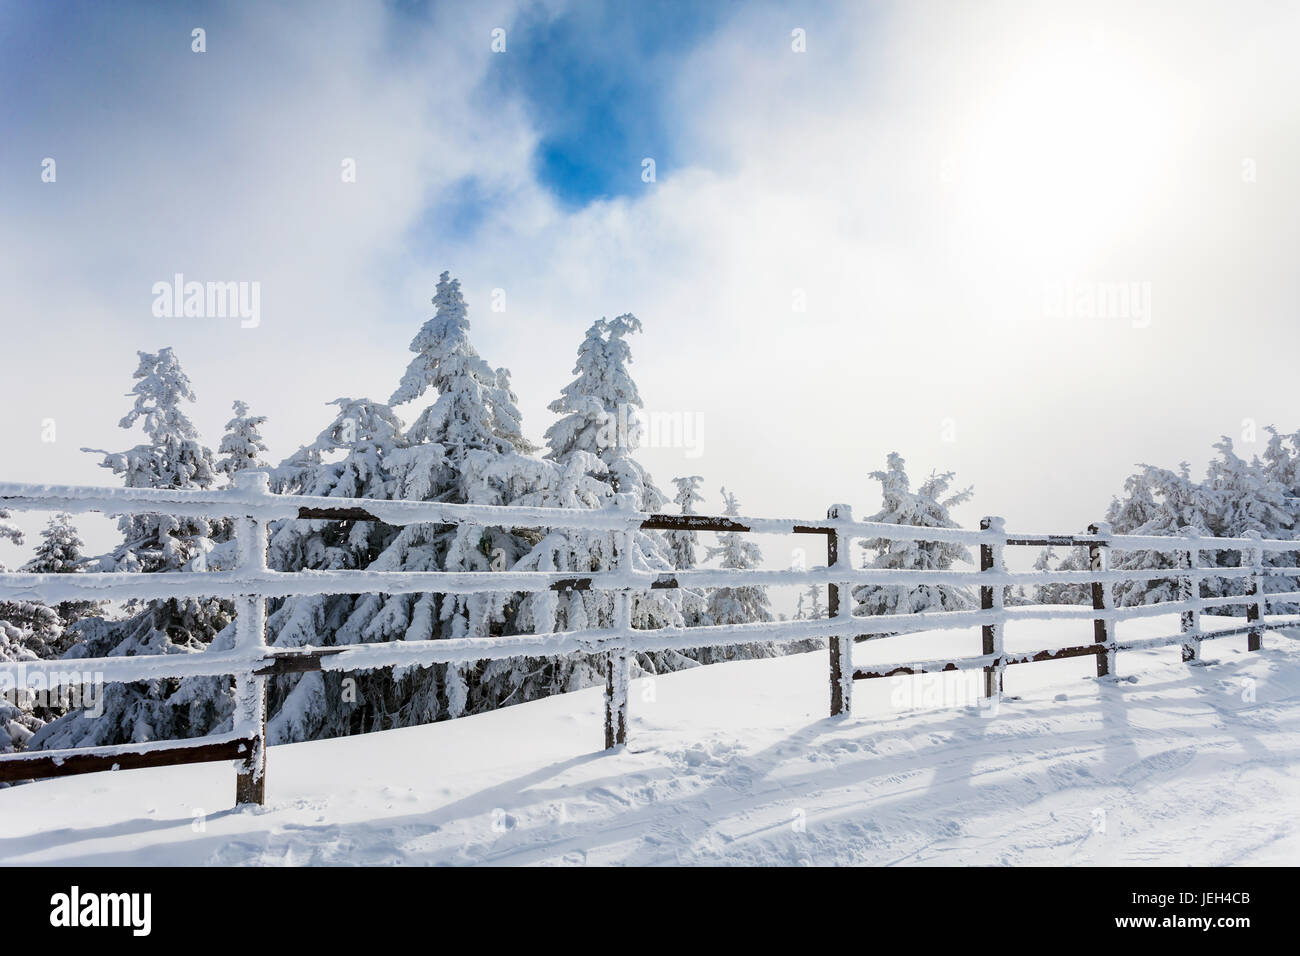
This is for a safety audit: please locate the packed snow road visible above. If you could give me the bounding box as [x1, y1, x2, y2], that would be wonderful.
[2, 613, 1298, 866]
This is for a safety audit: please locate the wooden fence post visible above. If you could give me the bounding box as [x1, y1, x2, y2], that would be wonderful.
[233, 470, 270, 807]
[604, 502, 635, 749]
[980, 517, 1006, 699]
[1087, 522, 1114, 678]
[827, 504, 853, 717]
[1179, 527, 1203, 663]
[1244, 530, 1264, 652]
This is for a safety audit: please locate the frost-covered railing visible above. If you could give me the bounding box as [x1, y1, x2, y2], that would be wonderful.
[2, 477, 1299, 806]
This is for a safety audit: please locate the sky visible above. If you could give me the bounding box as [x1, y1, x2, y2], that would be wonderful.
[1, 0, 1299, 570]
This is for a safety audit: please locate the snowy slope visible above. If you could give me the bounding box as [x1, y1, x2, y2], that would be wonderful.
[2, 613, 1299, 866]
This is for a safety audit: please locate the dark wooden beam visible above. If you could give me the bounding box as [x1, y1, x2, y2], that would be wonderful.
[0, 736, 257, 784]
[254, 647, 347, 676]
[297, 506, 384, 522]
[1005, 536, 1093, 547]
[639, 514, 752, 533]
[852, 643, 1104, 680]
[548, 576, 680, 592]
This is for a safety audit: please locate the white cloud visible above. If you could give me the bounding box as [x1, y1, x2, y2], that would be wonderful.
[3, 0, 1299, 567]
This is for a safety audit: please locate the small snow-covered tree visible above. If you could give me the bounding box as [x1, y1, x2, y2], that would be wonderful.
[0, 516, 60, 658]
[21, 513, 102, 629]
[805, 584, 825, 619]
[853, 453, 975, 618]
[667, 475, 704, 570]
[31, 349, 229, 753]
[83, 347, 222, 579]
[216, 400, 269, 480]
[0, 511, 69, 744]
[700, 487, 774, 662]
[667, 475, 709, 627]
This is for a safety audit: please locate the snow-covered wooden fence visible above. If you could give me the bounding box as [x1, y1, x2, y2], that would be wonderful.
[2, 474, 1298, 806]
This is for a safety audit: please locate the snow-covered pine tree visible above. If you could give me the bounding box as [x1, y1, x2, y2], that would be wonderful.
[0, 515, 50, 754]
[1030, 546, 1065, 604]
[260, 273, 544, 741]
[707, 487, 778, 643]
[515, 314, 692, 684]
[376, 271, 541, 719]
[261, 397, 409, 742]
[1102, 464, 1207, 606]
[216, 400, 269, 481]
[1262, 425, 1300, 504]
[667, 475, 704, 571]
[806, 584, 825, 619]
[20, 513, 102, 630]
[0, 511, 21, 552]
[667, 475, 710, 627]
[84, 347, 223, 578]
[1199, 436, 1293, 612]
[31, 348, 229, 751]
[698, 487, 774, 662]
[1261, 426, 1300, 611]
[0, 615, 42, 756]
[853, 453, 975, 619]
[0, 516, 63, 659]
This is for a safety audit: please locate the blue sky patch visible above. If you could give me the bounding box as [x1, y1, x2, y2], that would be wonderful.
[485, 0, 729, 207]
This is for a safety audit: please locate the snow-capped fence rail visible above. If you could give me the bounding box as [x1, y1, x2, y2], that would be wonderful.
[2, 474, 1299, 806]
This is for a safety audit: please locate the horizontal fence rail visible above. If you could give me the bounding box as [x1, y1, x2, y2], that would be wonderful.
[2, 476, 1299, 805]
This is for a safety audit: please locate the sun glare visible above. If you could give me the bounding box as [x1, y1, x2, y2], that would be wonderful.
[956, 38, 1176, 277]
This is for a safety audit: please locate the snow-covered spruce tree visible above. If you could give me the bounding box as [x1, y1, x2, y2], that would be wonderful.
[1029, 546, 1070, 605]
[0, 513, 64, 660]
[853, 453, 975, 620]
[216, 400, 269, 481]
[667, 475, 704, 571]
[667, 475, 710, 627]
[1103, 464, 1208, 606]
[1198, 436, 1293, 612]
[1032, 465, 1202, 608]
[805, 584, 825, 619]
[261, 273, 542, 741]
[1261, 426, 1300, 611]
[20, 513, 102, 631]
[0, 616, 42, 756]
[374, 271, 541, 721]
[515, 314, 694, 685]
[697, 487, 774, 662]
[0, 511, 21, 554]
[1102, 443, 1286, 612]
[260, 397, 408, 742]
[0, 515, 50, 754]
[31, 348, 230, 751]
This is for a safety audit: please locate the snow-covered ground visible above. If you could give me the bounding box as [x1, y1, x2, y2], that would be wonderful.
[3, 612, 1298, 866]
